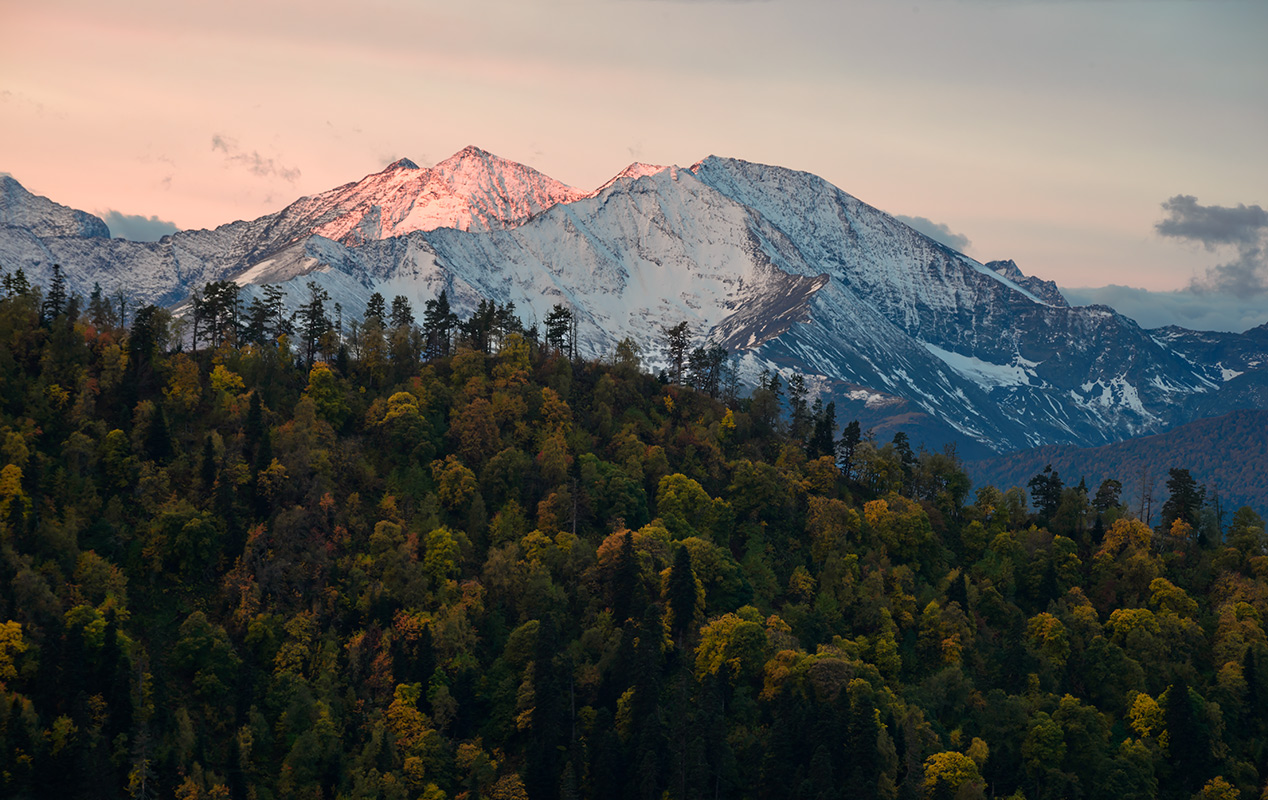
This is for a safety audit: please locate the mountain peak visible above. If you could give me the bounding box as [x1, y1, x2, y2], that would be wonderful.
[0, 174, 110, 239]
[986, 259, 1068, 307]
[440, 145, 498, 166]
[589, 162, 670, 195]
[385, 157, 420, 171]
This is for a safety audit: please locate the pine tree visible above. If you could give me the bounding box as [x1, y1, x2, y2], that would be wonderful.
[661, 321, 691, 384]
[667, 545, 697, 643]
[1160, 467, 1205, 535]
[612, 529, 641, 625]
[296, 281, 331, 367]
[527, 615, 567, 800]
[41, 263, 67, 322]
[809, 401, 838, 459]
[200, 435, 217, 489]
[787, 375, 810, 442]
[144, 403, 172, 463]
[1028, 464, 1064, 522]
[87, 282, 114, 328]
[244, 390, 264, 458]
[838, 419, 862, 479]
[389, 295, 414, 330]
[546, 304, 575, 358]
[423, 290, 458, 358]
[364, 292, 386, 326]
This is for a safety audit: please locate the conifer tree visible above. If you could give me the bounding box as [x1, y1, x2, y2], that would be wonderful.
[1028, 464, 1064, 522]
[200, 435, 217, 489]
[144, 403, 172, 463]
[364, 292, 386, 326]
[809, 401, 838, 459]
[296, 281, 331, 367]
[41, 263, 67, 322]
[667, 545, 697, 642]
[1160, 467, 1205, 535]
[661, 321, 690, 384]
[612, 529, 641, 625]
[389, 295, 414, 329]
[423, 290, 458, 358]
[838, 419, 862, 479]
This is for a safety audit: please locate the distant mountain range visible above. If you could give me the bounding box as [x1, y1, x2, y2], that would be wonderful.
[3, 147, 1267, 455]
[968, 408, 1268, 519]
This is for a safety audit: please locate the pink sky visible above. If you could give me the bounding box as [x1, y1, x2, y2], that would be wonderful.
[3, 0, 1266, 315]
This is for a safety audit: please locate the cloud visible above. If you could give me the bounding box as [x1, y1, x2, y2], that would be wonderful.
[211, 134, 301, 182]
[100, 210, 180, 242]
[893, 215, 972, 252]
[1062, 285, 1268, 333]
[1155, 194, 1268, 295]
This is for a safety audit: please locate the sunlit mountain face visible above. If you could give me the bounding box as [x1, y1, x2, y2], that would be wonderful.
[4, 148, 1266, 454]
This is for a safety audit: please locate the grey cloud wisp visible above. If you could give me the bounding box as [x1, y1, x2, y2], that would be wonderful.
[1156, 194, 1268, 296]
[211, 135, 301, 183]
[101, 210, 180, 242]
[893, 215, 971, 253]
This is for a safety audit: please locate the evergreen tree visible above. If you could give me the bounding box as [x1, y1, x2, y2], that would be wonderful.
[787, 374, 810, 442]
[127, 305, 168, 401]
[1162, 676, 1210, 797]
[364, 292, 386, 326]
[661, 321, 691, 384]
[1028, 464, 1064, 522]
[612, 529, 641, 625]
[630, 605, 666, 800]
[1092, 478, 1122, 514]
[1160, 467, 1205, 534]
[244, 390, 264, 457]
[41, 263, 67, 322]
[667, 545, 697, 643]
[389, 295, 414, 330]
[1, 267, 32, 297]
[838, 419, 862, 479]
[527, 615, 568, 800]
[546, 304, 575, 358]
[144, 403, 172, 463]
[296, 281, 331, 367]
[87, 282, 114, 328]
[809, 401, 838, 459]
[423, 290, 458, 358]
[199, 435, 217, 489]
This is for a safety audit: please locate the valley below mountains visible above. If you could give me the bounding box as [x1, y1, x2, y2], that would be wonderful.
[4, 147, 1266, 455]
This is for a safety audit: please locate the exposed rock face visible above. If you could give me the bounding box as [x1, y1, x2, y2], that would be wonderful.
[4, 148, 1265, 453]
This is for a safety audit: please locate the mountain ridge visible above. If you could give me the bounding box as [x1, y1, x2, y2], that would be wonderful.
[967, 408, 1268, 519]
[3, 147, 1266, 454]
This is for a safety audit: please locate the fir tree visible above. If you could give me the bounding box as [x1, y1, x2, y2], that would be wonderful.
[41, 263, 67, 322]
[667, 545, 697, 642]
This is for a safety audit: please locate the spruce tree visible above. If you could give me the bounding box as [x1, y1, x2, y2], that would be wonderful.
[612, 529, 641, 625]
[144, 403, 172, 463]
[200, 435, 217, 489]
[838, 419, 862, 479]
[41, 263, 67, 322]
[667, 545, 697, 642]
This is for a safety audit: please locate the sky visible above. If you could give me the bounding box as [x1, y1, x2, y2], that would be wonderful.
[3, 0, 1266, 330]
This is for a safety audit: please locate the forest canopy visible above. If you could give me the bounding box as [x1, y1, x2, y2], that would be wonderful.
[1, 273, 1267, 800]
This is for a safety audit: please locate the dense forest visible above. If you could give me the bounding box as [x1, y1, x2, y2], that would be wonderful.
[969, 410, 1268, 523]
[2, 269, 1268, 800]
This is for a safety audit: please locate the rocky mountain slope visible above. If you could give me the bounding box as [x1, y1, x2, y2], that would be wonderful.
[3, 148, 1265, 453]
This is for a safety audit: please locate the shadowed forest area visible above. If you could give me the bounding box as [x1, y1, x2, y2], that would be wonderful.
[2, 272, 1267, 800]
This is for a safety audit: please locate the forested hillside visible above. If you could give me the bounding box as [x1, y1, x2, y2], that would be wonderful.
[968, 410, 1268, 522]
[2, 272, 1267, 800]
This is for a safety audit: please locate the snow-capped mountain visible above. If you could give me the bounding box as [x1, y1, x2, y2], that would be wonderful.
[3, 148, 1265, 454]
[0, 175, 110, 239]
